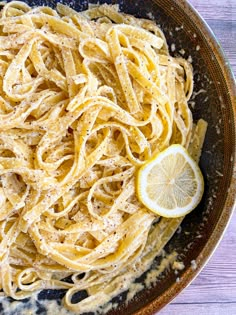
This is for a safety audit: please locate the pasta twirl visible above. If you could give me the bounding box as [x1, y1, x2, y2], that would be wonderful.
[0, 2, 207, 313]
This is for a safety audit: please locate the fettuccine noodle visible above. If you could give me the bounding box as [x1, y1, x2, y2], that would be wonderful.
[0, 2, 207, 313]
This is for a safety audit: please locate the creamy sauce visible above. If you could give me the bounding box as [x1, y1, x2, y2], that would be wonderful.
[172, 261, 185, 271]
[171, 43, 176, 52]
[0, 293, 73, 315]
[146, 12, 155, 20]
[0, 251, 183, 315]
[187, 55, 193, 63]
[144, 252, 178, 288]
[191, 260, 198, 271]
[179, 49, 185, 55]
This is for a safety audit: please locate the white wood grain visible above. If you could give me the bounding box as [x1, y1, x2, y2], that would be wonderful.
[189, 0, 236, 75]
[159, 303, 236, 315]
[188, 0, 236, 21]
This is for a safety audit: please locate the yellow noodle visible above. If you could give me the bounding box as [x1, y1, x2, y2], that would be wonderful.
[0, 2, 207, 313]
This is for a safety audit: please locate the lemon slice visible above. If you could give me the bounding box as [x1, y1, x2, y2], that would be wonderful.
[136, 144, 204, 218]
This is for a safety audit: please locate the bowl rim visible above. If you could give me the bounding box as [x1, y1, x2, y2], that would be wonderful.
[134, 0, 236, 314]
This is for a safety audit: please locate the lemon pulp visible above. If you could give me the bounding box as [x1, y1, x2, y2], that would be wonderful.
[136, 144, 204, 218]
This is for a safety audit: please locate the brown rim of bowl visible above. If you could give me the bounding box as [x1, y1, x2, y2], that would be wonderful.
[133, 0, 236, 314]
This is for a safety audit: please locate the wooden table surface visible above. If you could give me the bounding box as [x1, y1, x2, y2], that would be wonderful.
[159, 0, 236, 314]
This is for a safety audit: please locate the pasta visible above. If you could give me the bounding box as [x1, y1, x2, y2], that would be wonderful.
[0, 2, 207, 313]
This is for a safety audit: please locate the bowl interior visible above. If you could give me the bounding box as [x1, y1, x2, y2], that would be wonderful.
[1, 0, 236, 314]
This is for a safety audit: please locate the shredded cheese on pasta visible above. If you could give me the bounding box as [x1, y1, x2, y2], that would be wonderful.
[0, 2, 207, 313]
